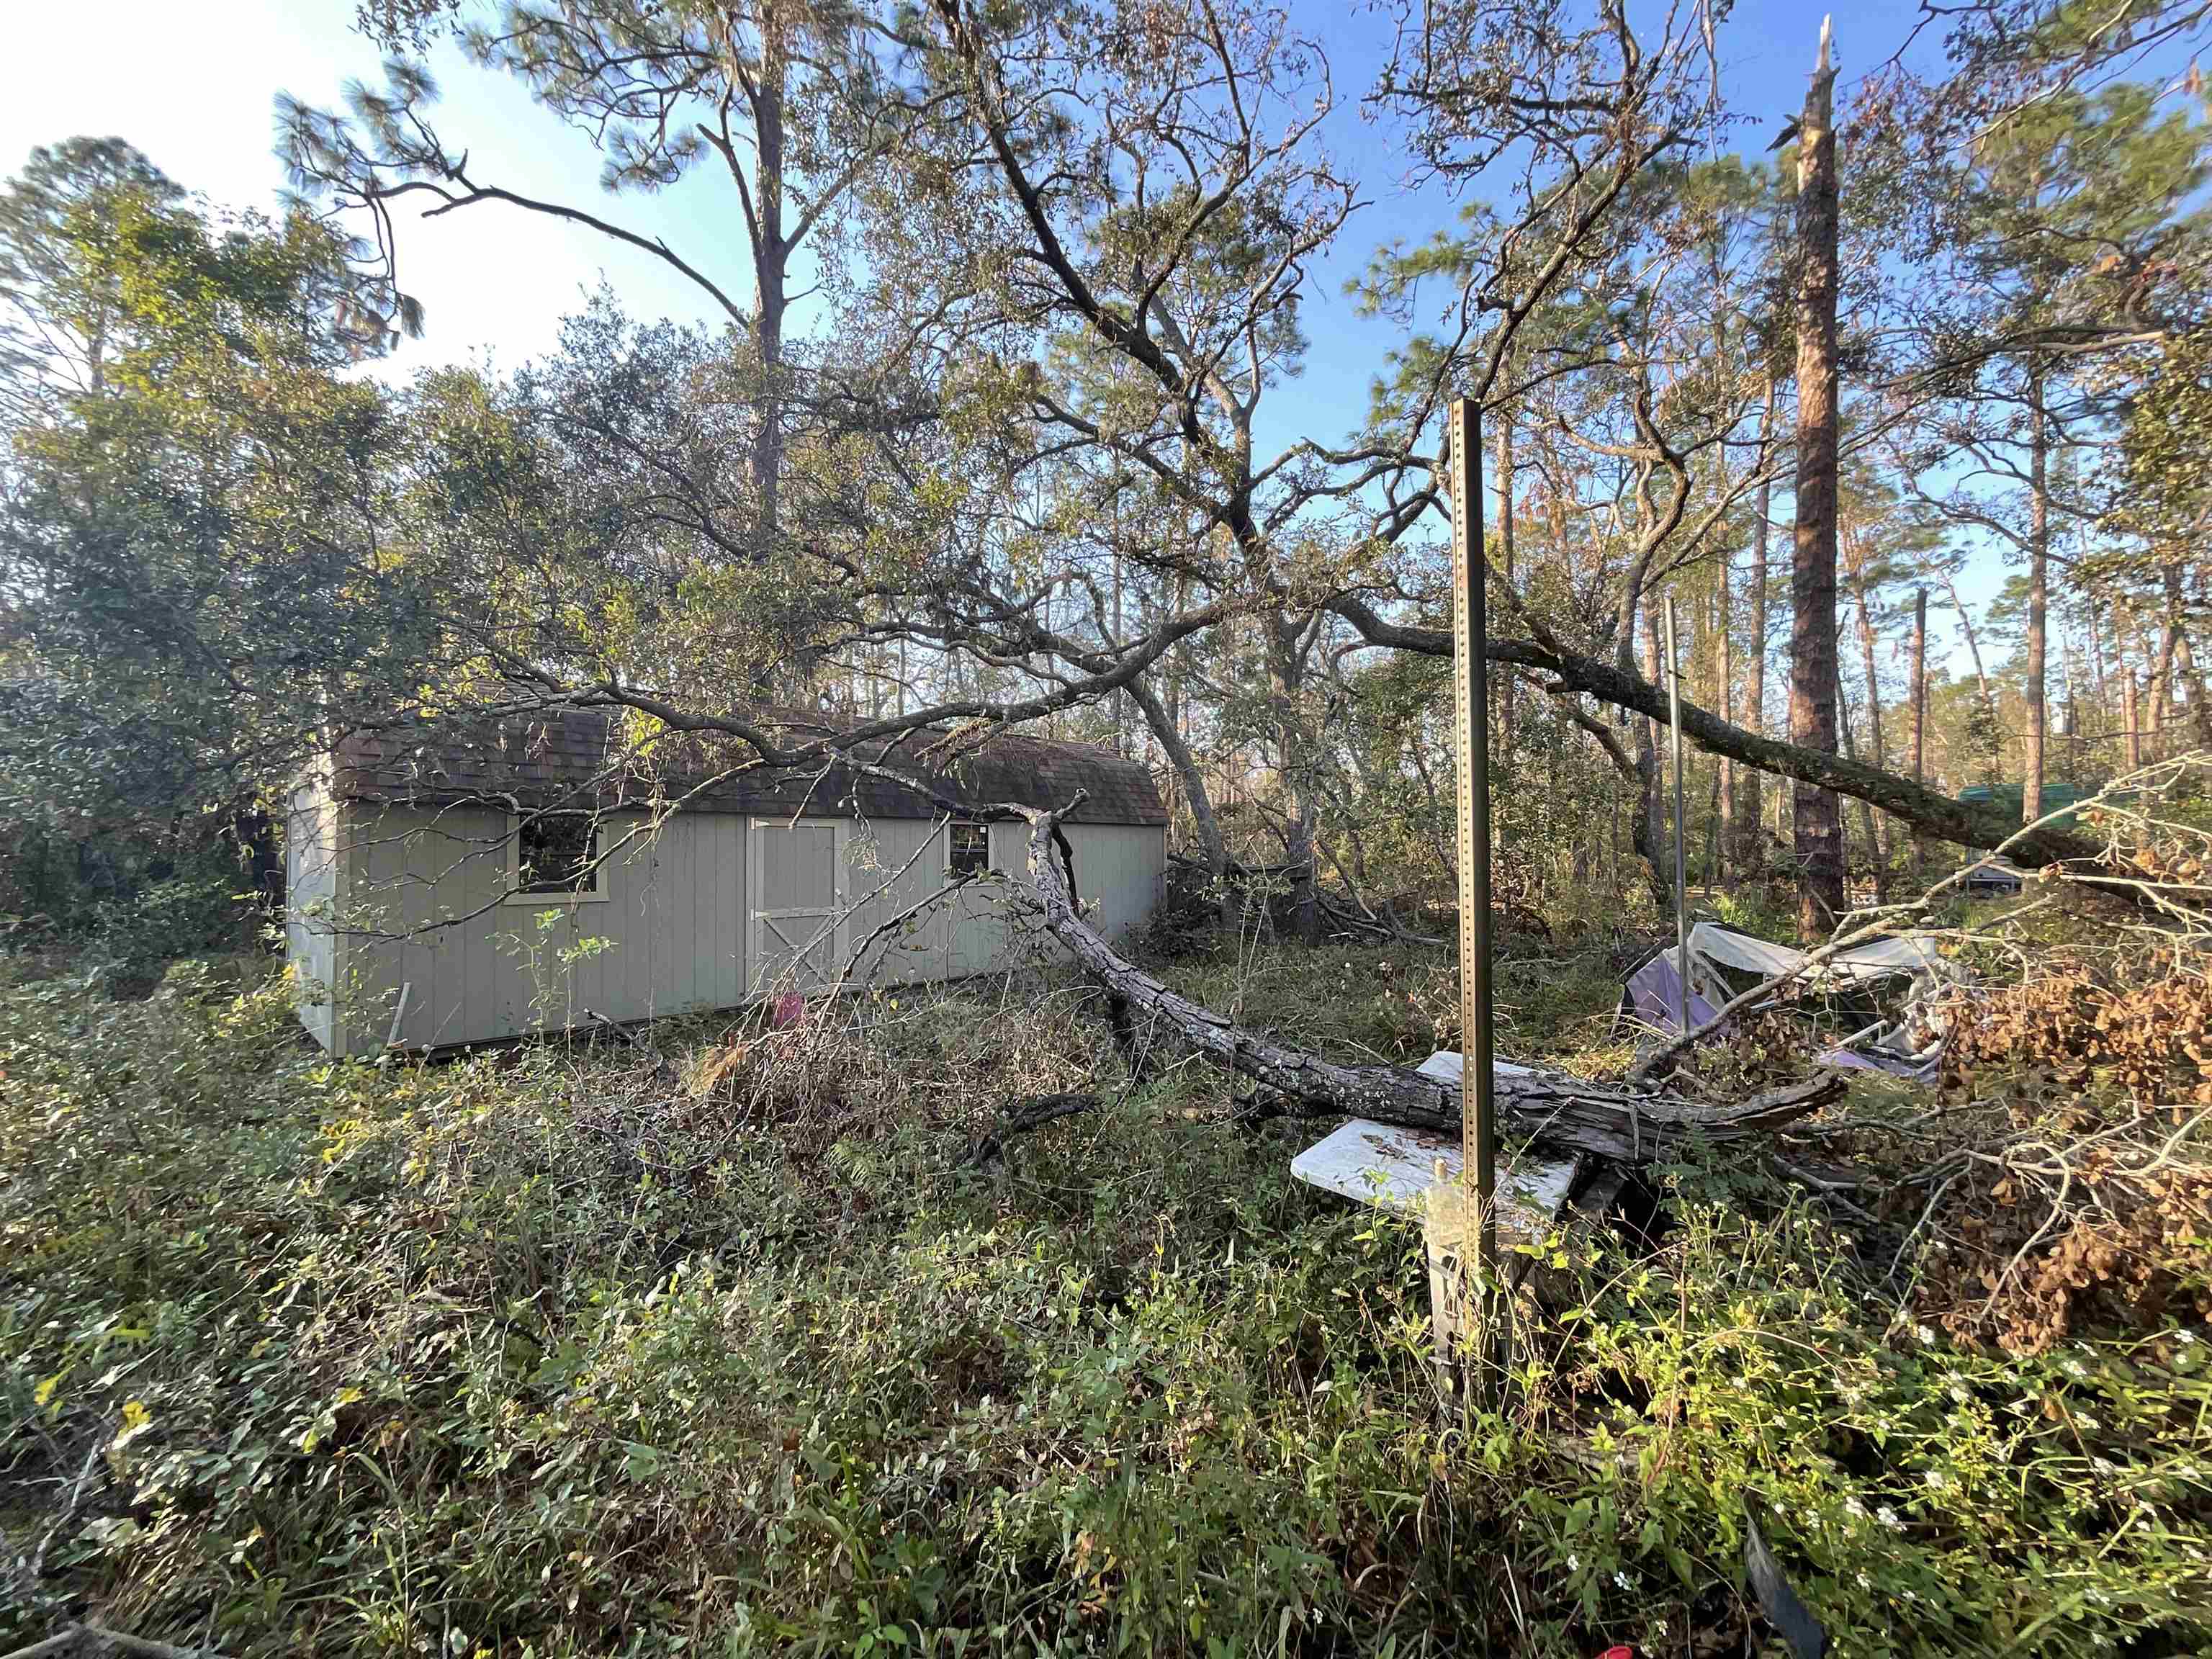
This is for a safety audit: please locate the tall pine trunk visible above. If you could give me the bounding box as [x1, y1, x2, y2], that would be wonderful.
[1711, 239, 1734, 891]
[2085, 604, 2109, 734]
[747, 8, 789, 557]
[1910, 587, 1928, 882]
[2023, 377, 2049, 827]
[1633, 608, 1668, 907]
[1740, 375, 1774, 877]
[1717, 553, 1735, 891]
[1837, 662, 1874, 900]
[2152, 617, 2177, 763]
[1789, 22, 1846, 938]
[2123, 650, 2144, 770]
[1847, 570, 1892, 881]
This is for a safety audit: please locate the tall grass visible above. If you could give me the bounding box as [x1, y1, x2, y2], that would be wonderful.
[2, 947, 2206, 1655]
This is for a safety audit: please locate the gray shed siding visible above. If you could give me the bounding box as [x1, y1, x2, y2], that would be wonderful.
[1061, 823, 1168, 943]
[283, 778, 342, 1053]
[991, 822, 1166, 969]
[336, 805, 748, 1051]
[302, 801, 1164, 1054]
[845, 815, 956, 986]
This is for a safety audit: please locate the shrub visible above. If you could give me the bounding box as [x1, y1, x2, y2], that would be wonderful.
[86, 867, 254, 995]
[2, 944, 2208, 1656]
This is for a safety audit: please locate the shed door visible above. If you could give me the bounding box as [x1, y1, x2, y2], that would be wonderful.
[946, 821, 1010, 975]
[747, 818, 849, 997]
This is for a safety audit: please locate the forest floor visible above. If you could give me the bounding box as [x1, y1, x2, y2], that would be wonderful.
[1, 911, 2208, 1658]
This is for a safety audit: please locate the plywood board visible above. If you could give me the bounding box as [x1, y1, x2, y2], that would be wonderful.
[1290, 1051, 1577, 1230]
[1291, 1118, 1578, 1223]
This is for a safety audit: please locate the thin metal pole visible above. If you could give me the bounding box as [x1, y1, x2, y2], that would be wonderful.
[1449, 400, 1498, 1334]
[1665, 595, 1689, 1033]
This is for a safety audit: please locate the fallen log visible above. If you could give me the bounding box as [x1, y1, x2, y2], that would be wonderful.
[1326, 593, 2099, 868]
[966, 1092, 1104, 1167]
[1008, 801, 1842, 1164]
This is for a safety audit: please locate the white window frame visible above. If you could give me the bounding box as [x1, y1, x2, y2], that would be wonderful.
[503, 810, 611, 905]
[947, 819, 994, 879]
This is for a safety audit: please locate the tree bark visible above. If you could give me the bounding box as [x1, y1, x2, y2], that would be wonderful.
[2023, 380, 2049, 827]
[1711, 237, 1734, 891]
[2180, 631, 2212, 749]
[2165, 564, 2212, 748]
[1789, 22, 1846, 939]
[2149, 622, 2171, 762]
[1324, 595, 2095, 867]
[2085, 603, 2108, 738]
[1634, 607, 1668, 905]
[748, 6, 790, 557]
[1126, 671, 1229, 902]
[2124, 662, 2143, 771]
[1848, 585, 1892, 889]
[1702, 765, 1724, 890]
[1717, 551, 1735, 891]
[1836, 661, 1879, 904]
[1740, 375, 1775, 876]
[1010, 805, 1840, 1163]
[1910, 587, 1928, 882]
[1269, 613, 1322, 943]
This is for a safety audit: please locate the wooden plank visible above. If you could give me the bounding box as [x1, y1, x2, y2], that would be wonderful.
[1290, 1050, 1556, 1220]
[1290, 1118, 1575, 1224]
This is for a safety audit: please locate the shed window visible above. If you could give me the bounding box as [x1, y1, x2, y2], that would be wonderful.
[948, 821, 992, 878]
[511, 813, 606, 900]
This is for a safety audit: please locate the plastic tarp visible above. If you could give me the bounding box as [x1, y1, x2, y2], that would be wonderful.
[1623, 925, 1963, 1079]
[1819, 1043, 1937, 1079]
[1624, 953, 1722, 1034]
[1688, 922, 1943, 985]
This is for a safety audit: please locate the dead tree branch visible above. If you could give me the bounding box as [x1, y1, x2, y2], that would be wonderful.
[964, 1092, 1106, 1166]
[1002, 803, 1842, 1163]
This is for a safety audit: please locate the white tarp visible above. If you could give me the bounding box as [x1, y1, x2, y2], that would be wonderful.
[1688, 922, 1944, 986]
[1672, 924, 1961, 1080]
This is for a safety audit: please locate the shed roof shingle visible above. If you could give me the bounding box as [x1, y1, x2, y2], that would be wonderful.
[331, 709, 1168, 827]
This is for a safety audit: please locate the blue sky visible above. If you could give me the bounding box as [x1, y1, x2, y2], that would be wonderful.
[0, 0, 2116, 683]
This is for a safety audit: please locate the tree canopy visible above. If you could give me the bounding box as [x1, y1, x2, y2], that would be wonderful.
[6, 0, 2212, 927]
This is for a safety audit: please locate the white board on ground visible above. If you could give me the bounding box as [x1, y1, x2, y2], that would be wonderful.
[1290, 1052, 1576, 1227]
[1415, 1050, 1534, 1087]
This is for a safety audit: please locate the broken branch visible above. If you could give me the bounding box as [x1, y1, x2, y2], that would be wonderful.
[965, 1091, 1105, 1166]
[1004, 804, 1842, 1164]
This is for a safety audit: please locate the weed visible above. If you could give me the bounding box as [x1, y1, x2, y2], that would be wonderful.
[1, 944, 2207, 1655]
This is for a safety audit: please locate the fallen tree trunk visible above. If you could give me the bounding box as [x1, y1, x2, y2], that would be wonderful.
[1012, 803, 1841, 1164]
[1326, 594, 2098, 869]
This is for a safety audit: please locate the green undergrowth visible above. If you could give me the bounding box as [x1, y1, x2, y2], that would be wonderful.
[1, 949, 2208, 1656]
[1169, 933, 1629, 1071]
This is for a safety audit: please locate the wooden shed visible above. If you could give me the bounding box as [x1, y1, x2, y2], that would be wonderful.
[283, 710, 1168, 1055]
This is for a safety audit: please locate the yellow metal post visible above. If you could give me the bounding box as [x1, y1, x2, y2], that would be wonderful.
[1447, 397, 1501, 1387]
